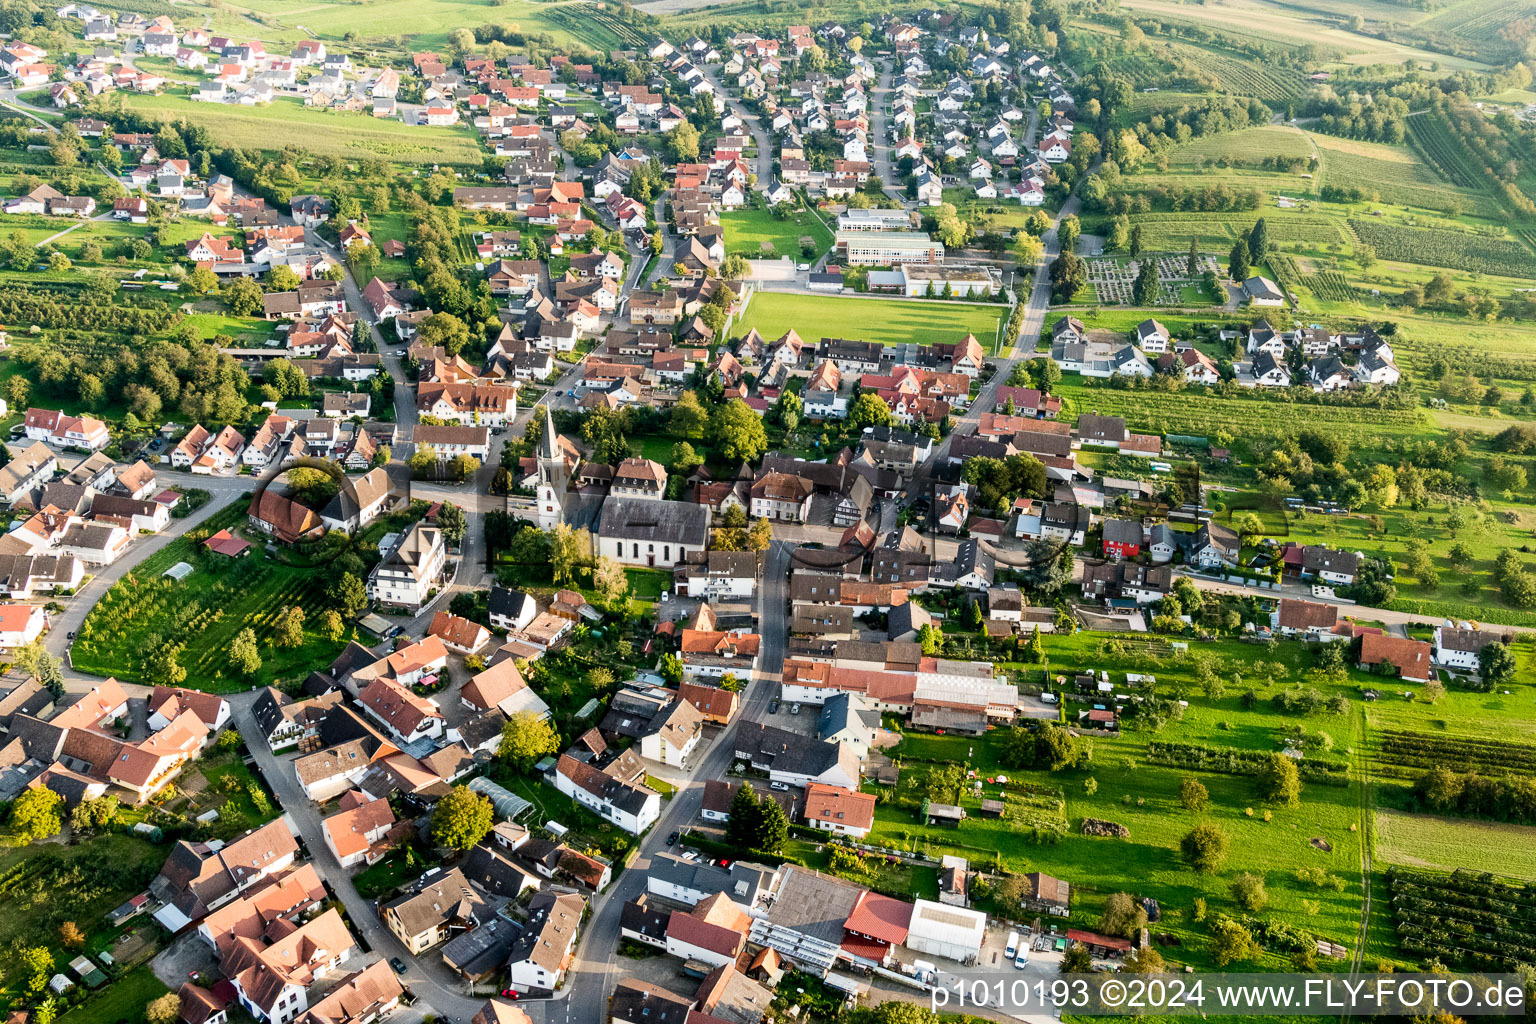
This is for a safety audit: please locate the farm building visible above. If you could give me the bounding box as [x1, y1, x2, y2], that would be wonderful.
[904, 900, 986, 962]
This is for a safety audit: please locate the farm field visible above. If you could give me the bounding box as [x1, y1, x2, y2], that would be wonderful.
[1119, 0, 1491, 68]
[120, 94, 483, 165]
[733, 291, 1006, 350]
[70, 500, 361, 692]
[149, 0, 637, 52]
[1168, 126, 1317, 165]
[719, 205, 834, 260]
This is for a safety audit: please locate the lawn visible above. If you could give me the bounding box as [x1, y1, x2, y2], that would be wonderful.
[70, 500, 362, 693]
[120, 93, 483, 165]
[1374, 809, 1536, 879]
[720, 205, 835, 260]
[733, 291, 1006, 350]
[58, 965, 169, 1024]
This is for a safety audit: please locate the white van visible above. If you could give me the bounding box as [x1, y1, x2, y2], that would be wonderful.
[1005, 932, 1019, 959]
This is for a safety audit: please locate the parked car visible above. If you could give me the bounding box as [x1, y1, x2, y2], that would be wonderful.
[770, 781, 789, 791]
[790, 702, 801, 715]
[768, 699, 780, 713]
[389, 958, 408, 975]
[666, 831, 679, 846]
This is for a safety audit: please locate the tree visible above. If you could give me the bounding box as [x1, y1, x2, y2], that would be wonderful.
[873, 1004, 938, 1024]
[1048, 252, 1086, 302]
[1228, 238, 1250, 282]
[720, 253, 749, 280]
[667, 119, 701, 162]
[1181, 822, 1229, 873]
[431, 785, 494, 851]
[1122, 944, 1165, 973]
[848, 392, 893, 429]
[748, 516, 772, 553]
[1258, 751, 1302, 807]
[1058, 214, 1080, 253]
[267, 264, 300, 291]
[230, 627, 262, 676]
[446, 26, 476, 50]
[551, 523, 584, 585]
[1247, 217, 1269, 264]
[756, 797, 789, 853]
[726, 782, 764, 850]
[499, 710, 560, 770]
[1480, 642, 1515, 685]
[227, 276, 263, 316]
[10, 786, 62, 842]
[1014, 231, 1043, 265]
[593, 555, 629, 606]
[671, 390, 710, 440]
[712, 399, 768, 462]
[274, 606, 306, 649]
[20, 947, 52, 995]
[1210, 917, 1263, 965]
[146, 995, 181, 1024]
[319, 609, 345, 642]
[1060, 942, 1094, 974]
[1180, 775, 1210, 811]
[1100, 892, 1148, 938]
[1131, 256, 1158, 305]
[418, 312, 472, 356]
[187, 266, 219, 294]
[1128, 224, 1143, 259]
[437, 502, 467, 546]
[1230, 872, 1269, 913]
[918, 622, 943, 655]
[329, 572, 367, 618]
[59, 921, 85, 949]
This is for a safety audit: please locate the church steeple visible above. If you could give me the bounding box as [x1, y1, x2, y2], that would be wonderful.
[536, 403, 567, 530]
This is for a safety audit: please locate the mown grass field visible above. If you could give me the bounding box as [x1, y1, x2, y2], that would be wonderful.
[719, 205, 834, 260]
[1374, 810, 1536, 879]
[121, 93, 483, 165]
[71, 500, 360, 692]
[734, 290, 1006, 350]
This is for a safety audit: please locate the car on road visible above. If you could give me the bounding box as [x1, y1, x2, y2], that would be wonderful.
[666, 831, 679, 846]
[500, 990, 521, 1000]
[770, 781, 789, 791]
[389, 958, 408, 975]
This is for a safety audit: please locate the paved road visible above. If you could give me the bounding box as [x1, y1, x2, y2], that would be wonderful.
[701, 66, 771, 185]
[556, 540, 790, 1024]
[228, 690, 488, 1019]
[900, 189, 1076, 506]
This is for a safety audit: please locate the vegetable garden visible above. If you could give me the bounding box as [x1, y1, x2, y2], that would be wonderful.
[1347, 220, 1536, 278]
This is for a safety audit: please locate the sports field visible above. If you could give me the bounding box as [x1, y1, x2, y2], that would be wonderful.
[734, 291, 1005, 350]
[122, 93, 483, 165]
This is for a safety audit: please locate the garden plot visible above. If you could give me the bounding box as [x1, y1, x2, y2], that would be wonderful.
[1085, 253, 1221, 305]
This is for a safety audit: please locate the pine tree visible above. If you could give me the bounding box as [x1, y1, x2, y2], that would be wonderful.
[1128, 224, 1143, 259]
[1132, 257, 1159, 306]
[1228, 238, 1251, 282]
[1247, 218, 1269, 264]
[1187, 236, 1199, 277]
